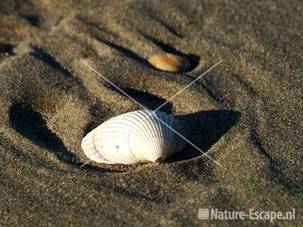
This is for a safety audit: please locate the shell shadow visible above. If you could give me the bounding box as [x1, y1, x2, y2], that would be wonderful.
[119, 87, 173, 114]
[0, 43, 15, 56]
[96, 37, 150, 66]
[9, 102, 116, 173]
[19, 13, 41, 26]
[167, 110, 241, 162]
[106, 85, 173, 114]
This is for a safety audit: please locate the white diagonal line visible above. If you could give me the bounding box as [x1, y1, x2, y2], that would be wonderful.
[153, 59, 222, 112]
[153, 115, 222, 167]
[80, 59, 221, 167]
[80, 59, 149, 110]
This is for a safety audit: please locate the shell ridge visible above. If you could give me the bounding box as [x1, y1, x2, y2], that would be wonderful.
[82, 110, 184, 164]
[127, 111, 154, 161]
[127, 129, 143, 161]
[92, 131, 112, 164]
[81, 131, 111, 164]
[138, 111, 166, 160]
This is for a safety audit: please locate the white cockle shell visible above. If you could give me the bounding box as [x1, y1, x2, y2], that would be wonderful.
[81, 110, 185, 164]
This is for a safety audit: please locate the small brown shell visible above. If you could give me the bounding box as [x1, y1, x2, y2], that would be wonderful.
[148, 53, 191, 72]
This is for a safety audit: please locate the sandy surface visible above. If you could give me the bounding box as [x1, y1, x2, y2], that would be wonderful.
[0, 0, 302, 226]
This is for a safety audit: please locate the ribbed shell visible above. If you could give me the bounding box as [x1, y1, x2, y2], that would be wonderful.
[81, 110, 185, 164]
[148, 54, 191, 72]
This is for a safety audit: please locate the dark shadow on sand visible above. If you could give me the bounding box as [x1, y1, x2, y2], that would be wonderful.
[96, 37, 150, 66]
[19, 13, 40, 26]
[0, 43, 15, 56]
[30, 46, 72, 78]
[9, 102, 118, 173]
[111, 87, 173, 114]
[167, 110, 240, 162]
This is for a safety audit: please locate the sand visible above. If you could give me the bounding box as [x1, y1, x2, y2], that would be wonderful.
[0, 0, 302, 226]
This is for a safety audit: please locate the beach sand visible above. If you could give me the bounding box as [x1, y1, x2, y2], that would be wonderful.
[0, 0, 302, 226]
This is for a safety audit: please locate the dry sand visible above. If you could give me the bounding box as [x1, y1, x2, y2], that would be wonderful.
[0, 0, 302, 226]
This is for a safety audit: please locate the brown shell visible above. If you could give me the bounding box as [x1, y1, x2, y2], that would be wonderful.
[148, 53, 191, 72]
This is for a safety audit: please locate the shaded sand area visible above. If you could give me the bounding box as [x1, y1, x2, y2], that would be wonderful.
[0, 0, 302, 226]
